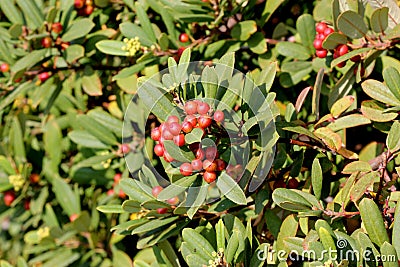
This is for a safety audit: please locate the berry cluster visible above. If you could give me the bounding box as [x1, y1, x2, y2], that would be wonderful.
[313, 22, 359, 68]
[74, 0, 94, 16]
[150, 100, 227, 184]
[151, 186, 179, 214]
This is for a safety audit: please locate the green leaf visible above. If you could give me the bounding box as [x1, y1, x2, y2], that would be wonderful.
[276, 42, 311, 60]
[330, 47, 372, 68]
[362, 78, 400, 105]
[182, 228, 215, 259]
[0, 1, 23, 25]
[87, 109, 123, 137]
[10, 117, 26, 164]
[296, 14, 315, 53]
[122, 200, 142, 213]
[350, 171, 379, 202]
[312, 68, 324, 119]
[137, 79, 177, 121]
[113, 250, 133, 267]
[175, 14, 214, 23]
[216, 219, 226, 250]
[120, 22, 155, 47]
[318, 227, 336, 252]
[272, 188, 314, 212]
[81, 66, 102, 96]
[120, 178, 153, 203]
[11, 49, 48, 73]
[342, 161, 372, 174]
[261, 0, 284, 25]
[371, 7, 389, 33]
[16, 0, 43, 30]
[361, 100, 398, 122]
[312, 158, 323, 199]
[337, 10, 368, 38]
[381, 242, 398, 267]
[393, 202, 400, 259]
[44, 119, 63, 169]
[216, 172, 247, 205]
[97, 205, 124, 213]
[276, 215, 298, 256]
[322, 32, 347, 50]
[76, 115, 117, 145]
[62, 18, 95, 42]
[383, 67, 400, 101]
[247, 32, 267, 54]
[135, 2, 157, 43]
[184, 128, 204, 144]
[359, 198, 390, 247]
[65, 44, 84, 63]
[330, 95, 355, 118]
[225, 230, 240, 263]
[202, 66, 218, 100]
[163, 140, 194, 163]
[132, 217, 179, 234]
[314, 127, 342, 150]
[327, 114, 371, 132]
[280, 61, 312, 87]
[366, 0, 400, 28]
[387, 121, 400, 153]
[68, 130, 109, 149]
[52, 177, 80, 216]
[186, 183, 208, 219]
[157, 176, 198, 200]
[282, 125, 322, 142]
[96, 40, 128, 56]
[231, 20, 257, 41]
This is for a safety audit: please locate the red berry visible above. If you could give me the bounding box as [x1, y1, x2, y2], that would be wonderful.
[154, 143, 164, 157]
[203, 159, 217, 172]
[195, 148, 205, 160]
[315, 49, 328, 58]
[29, 173, 40, 184]
[184, 115, 197, 126]
[168, 122, 181, 136]
[273, 180, 287, 189]
[114, 173, 122, 183]
[167, 115, 180, 124]
[189, 142, 201, 152]
[198, 116, 212, 128]
[84, 4, 94, 15]
[323, 27, 334, 36]
[24, 200, 30, 210]
[157, 207, 168, 214]
[0, 63, 10, 73]
[336, 61, 346, 68]
[163, 151, 174, 162]
[38, 72, 50, 82]
[152, 186, 163, 197]
[205, 146, 218, 160]
[213, 110, 224, 123]
[313, 39, 323, 50]
[41, 37, 52, 48]
[167, 196, 179, 205]
[69, 213, 79, 222]
[215, 159, 226, 171]
[173, 134, 185, 147]
[337, 44, 348, 56]
[203, 171, 217, 183]
[61, 42, 70, 50]
[184, 101, 198, 115]
[288, 178, 300, 189]
[3, 191, 15, 207]
[316, 33, 325, 40]
[197, 102, 210, 115]
[180, 162, 193, 176]
[191, 159, 203, 171]
[121, 143, 130, 154]
[118, 190, 126, 199]
[51, 23, 63, 34]
[151, 127, 161, 141]
[74, 0, 84, 8]
[350, 55, 361, 62]
[177, 47, 185, 57]
[179, 33, 189, 43]
[107, 189, 115, 196]
[316, 22, 327, 34]
[181, 121, 193, 133]
[162, 129, 174, 140]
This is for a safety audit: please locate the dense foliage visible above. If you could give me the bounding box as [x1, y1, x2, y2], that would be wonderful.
[1, 0, 400, 266]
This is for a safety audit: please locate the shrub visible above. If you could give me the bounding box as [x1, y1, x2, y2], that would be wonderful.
[0, 0, 399, 266]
